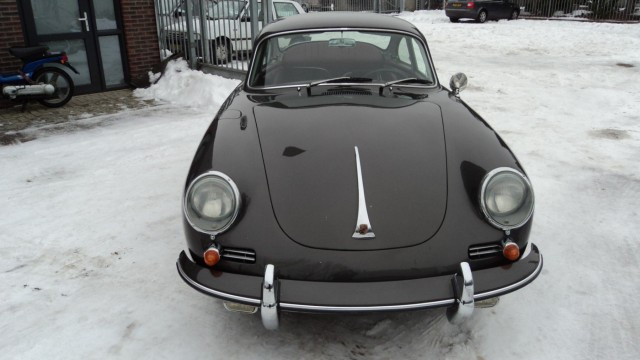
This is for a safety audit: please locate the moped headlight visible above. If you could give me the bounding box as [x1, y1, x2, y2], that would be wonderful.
[480, 167, 534, 230]
[184, 171, 240, 235]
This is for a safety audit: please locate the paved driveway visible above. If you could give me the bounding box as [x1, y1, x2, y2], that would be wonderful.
[0, 89, 155, 145]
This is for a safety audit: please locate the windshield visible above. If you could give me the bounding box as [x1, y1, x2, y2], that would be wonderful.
[249, 30, 436, 88]
[207, 0, 247, 20]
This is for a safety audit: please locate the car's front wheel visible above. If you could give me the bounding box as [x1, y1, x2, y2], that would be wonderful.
[477, 10, 488, 23]
[449, 17, 459, 23]
[509, 10, 519, 20]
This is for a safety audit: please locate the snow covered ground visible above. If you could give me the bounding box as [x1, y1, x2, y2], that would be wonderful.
[1, 10, 640, 360]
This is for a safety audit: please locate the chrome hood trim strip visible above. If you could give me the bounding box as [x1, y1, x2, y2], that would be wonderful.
[352, 146, 376, 239]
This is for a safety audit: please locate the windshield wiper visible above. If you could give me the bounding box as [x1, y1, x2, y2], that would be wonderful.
[306, 77, 372, 95]
[379, 78, 432, 94]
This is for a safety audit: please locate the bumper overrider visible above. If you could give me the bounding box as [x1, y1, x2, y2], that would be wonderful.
[177, 244, 542, 330]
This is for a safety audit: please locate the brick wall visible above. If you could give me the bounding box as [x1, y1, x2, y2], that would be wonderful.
[0, 0, 25, 74]
[120, 0, 160, 82]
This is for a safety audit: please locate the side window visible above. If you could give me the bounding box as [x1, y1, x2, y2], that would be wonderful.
[245, 3, 262, 20]
[410, 38, 428, 76]
[397, 38, 410, 65]
[175, 0, 204, 16]
[257, 3, 264, 20]
[274, 2, 299, 19]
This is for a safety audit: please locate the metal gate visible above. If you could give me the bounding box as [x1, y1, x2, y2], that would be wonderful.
[301, 0, 404, 13]
[515, 0, 640, 21]
[154, 0, 263, 74]
[153, 0, 407, 76]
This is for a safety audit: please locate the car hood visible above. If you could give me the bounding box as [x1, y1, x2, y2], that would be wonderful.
[254, 97, 447, 250]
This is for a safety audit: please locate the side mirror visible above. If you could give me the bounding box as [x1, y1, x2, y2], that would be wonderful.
[449, 73, 468, 97]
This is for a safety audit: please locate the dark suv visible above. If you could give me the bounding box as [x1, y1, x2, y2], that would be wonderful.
[445, 0, 520, 23]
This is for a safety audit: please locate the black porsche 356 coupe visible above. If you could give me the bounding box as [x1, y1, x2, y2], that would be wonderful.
[177, 12, 542, 330]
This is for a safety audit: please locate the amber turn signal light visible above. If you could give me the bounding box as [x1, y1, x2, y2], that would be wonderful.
[203, 247, 221, 267]
[502, 241, 520, 261]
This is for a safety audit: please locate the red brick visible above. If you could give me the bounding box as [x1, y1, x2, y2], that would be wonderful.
[0, 0, 25, 73]
[121, 0, 160, 80]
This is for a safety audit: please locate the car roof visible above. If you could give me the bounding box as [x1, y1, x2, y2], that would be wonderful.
[256, 12, 424, 42]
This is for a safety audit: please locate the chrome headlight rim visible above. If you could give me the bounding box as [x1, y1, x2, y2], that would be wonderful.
[183, 170, 241, 236]
[479, 167, 534, 231]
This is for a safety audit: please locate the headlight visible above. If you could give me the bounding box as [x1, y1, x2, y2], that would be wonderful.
[480, 167, 534, 230]
[184, 171, 240, 235]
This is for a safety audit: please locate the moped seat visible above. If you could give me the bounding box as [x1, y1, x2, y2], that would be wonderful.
[9, 46, 49, 62]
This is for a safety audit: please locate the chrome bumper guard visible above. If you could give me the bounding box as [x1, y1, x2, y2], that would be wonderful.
[446, 262, 475, 324]
[261, 264, 279, 330]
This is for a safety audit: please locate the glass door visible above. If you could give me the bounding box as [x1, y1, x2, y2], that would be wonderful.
[21, 0, 128, 94]
[91, 0, 127, 88]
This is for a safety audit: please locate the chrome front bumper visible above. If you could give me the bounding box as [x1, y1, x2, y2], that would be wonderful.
[177, 243, 543, 330]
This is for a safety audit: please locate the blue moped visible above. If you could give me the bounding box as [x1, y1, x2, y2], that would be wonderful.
[1, 46, 79, 110]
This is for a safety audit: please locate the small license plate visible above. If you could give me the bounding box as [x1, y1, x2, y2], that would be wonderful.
[452, 3, 462, 7]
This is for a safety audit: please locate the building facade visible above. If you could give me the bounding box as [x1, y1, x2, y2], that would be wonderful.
[0, 0, 160, 94]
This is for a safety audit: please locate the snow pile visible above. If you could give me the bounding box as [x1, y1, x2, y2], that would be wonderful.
[398, 10, 452, 24]
[134, 59, 240, 112]
[160, 48, 173, 60]
[147, 71, 162, 84]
